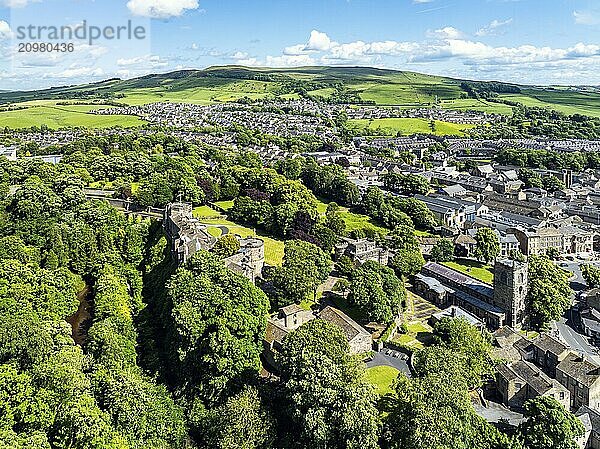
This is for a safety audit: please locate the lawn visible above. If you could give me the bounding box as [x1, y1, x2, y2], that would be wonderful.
[213, 200, 235, 211]
[314, 198, 388, 235]
[501, 89, 600, 118]
[442, 259, 494, 284]
[439, 98, 515, 115]
[392, 320, 434, 350]
[365, 366, 400, 396]
[347, 118, 476, 136]
[193, 205, 224, 219]
[0, 104, 145, 129]
[192, 205, 285, 266]
[339, 211, 389, 235]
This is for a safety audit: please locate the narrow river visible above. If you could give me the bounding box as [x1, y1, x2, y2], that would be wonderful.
[67, 284, 92, 346]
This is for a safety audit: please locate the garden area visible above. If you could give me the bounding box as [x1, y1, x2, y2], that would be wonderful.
[192, 205, 285, 266]
[365, 366, 400, 396]
[442, 258, 494, 284]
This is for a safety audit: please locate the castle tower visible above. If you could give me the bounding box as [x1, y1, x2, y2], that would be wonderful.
[493, 259, 528, 328]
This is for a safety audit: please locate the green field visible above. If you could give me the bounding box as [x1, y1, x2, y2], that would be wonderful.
[442, 259, 494, 284]
[315, 198, 388, 235]
[192, 205, 284, 266]
[365, 366, 400, 396]
[1, 66, 599, 124]
[439, 98, 515, 115]
[0, 103, 145, 129]
[501, 88, 600, 117]
[348, 118, 476, 136]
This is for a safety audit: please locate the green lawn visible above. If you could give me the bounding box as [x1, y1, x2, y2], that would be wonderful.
[442, 259, 494, 284]
[439, 98, 515, 115]
[193, 205, 285, 266]
[339, 211, 389, 235]
[213, 200, 235, 211]
[314, 198, 388, 235]
[193, 205, 224, 219]
[347, 118, 476, 136]
[0, 104, 145, 129]
[392, 320, 434, 350]
[365, 366, 400, 396]
[501, 89, 600, 118]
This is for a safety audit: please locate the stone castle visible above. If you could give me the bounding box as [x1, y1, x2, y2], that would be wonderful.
[163, 202, 265, 281]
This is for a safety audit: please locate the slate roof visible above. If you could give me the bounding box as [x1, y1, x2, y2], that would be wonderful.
[532, 334, 569, 357]
[557, 353, 600, 388]
[498, 360, 566, 396]
[264, 320, 289, 345]
[319, 306, 370, 342]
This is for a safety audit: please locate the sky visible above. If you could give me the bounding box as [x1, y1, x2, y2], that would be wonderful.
[0, 0, 599, 90]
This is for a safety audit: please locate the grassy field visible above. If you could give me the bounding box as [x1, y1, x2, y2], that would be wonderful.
[392, 320, 434, 350]
[442, 259, 494, 284]
[339, 211, 388, 235]
[213, 200, 235, 211]
[365, 366, 400, 396]
[501, 90, 600, 118]
[439, 98, 515, 115]
[315, 198, 388, 235]
[192, 205, 224, 219]
[0, 103, 145, 128]
[192, 205, 285, 266]
[2, 67, 599, 118]
[347, 118, 476, 136]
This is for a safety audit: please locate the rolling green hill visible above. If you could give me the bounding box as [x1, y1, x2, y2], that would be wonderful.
[0, 66, 599, 130]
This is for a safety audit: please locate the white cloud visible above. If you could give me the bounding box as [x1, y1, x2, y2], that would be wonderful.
[427, 26, 464, 40]
[117, 54, 168, 68]
[265, 54, 314, 67]
[126, 0, 199, 19]
[476, 18, 513, 36]
[284, 30, 336, 55]
[1, 0, 40, 7]
[51, 66, 104, 79]
[0, 20, 12, 40]
[305, 30, 333, 51]
[413, 0, 434, 3]
[251, 29, 600, 84]
[283, 44, 308, 56]
[574, 10, 600, 26]
[231, 51, 249, 60]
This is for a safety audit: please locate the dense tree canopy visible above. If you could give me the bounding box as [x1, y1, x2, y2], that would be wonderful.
[277, 319, 380, 449]
[517, 396, 584, 449]
[270, 240, 332, 308]
[166, 251, 270, 405]
[350, 260, 405, 323]
[527, 255, 573, 327]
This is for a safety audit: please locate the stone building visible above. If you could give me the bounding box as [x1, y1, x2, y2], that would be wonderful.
[493, 259, 528, 329]
[556, 353, 600, 411]
[576, 406, 600, 449]
[530, 334, 570, 378]
[163, 202, 215, 264]
[318, 306, 372, 354]
[222, 237, 265, 283]
[497, 360, 570, 410]
[164, 202, 265, 282]
[419, 259, 528, 330]
[334, 237, 389, 266]
[263, 305, 372, 370]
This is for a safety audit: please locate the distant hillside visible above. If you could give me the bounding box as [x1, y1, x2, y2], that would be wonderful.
[1, 66, 599, 117]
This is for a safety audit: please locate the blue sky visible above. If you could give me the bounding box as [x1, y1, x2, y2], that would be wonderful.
[0, 0, 599, 90]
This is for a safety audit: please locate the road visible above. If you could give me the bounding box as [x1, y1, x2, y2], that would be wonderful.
[560, 260, 600, 292]
[553, 318, 600, 365]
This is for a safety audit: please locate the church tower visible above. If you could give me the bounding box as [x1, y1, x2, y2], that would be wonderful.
[493, 259, 528, 328]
